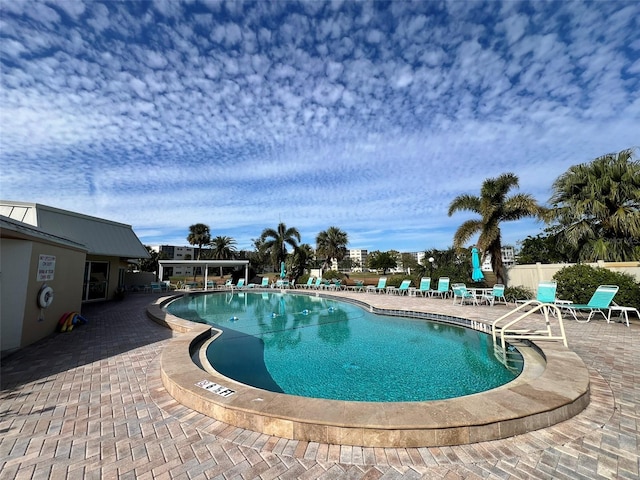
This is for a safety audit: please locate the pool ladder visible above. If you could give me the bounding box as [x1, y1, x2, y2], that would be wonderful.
[491, 300, 568, 351]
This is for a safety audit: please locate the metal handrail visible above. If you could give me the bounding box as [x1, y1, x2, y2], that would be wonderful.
[492, 300, 568, 348]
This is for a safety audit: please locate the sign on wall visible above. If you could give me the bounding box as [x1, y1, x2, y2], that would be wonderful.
[37, 254, 56, 281]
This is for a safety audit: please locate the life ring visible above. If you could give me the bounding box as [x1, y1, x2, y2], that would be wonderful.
[38, 284, 54, 309]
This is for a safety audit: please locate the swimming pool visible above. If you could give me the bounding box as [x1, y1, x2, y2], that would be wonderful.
[152, 292, 590, 447]
[166, 291, 522, 402]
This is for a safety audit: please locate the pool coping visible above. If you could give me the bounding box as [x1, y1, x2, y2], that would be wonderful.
[147, 291, 590, 447]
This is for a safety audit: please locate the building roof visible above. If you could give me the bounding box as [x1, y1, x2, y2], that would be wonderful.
[159, 260, 249, 267]
[0, 201, 150, 258]
[0, 215, 88, 252]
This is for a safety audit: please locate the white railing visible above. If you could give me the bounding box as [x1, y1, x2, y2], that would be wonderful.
[492, 300, 568, 349]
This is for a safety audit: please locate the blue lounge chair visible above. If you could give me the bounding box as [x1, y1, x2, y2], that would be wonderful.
[482, 284, 507, 306]
[516, 281, 557, 305]
[417, 277, 431, 296]
[391, 279, 412, 295]
[366, 277, 387, 294]
[451, 283, 479, 305]
[560, 285, 619, 322]
[300, 277, 314, 289]
[430, 277, 450, 298]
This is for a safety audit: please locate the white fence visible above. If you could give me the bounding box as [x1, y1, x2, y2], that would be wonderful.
[507, 261, 640, 291]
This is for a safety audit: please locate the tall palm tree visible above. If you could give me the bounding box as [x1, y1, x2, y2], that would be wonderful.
[316, 226, 349, 270]
[186, 223, 211, 260]
[210, 235, 237, 276]
[259, 222, 301, 271]
[549, 147, 640, 261]
[448, 173, 546, 285]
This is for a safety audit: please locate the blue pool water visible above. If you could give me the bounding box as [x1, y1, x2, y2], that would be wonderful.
[166, 291, 522, 402]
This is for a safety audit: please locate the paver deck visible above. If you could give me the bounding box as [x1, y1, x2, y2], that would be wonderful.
[1, 290, 638, 479]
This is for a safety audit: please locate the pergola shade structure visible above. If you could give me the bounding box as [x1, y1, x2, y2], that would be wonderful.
[158, 260, 250, 290]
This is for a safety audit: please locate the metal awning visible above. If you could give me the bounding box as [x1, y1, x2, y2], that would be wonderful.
[158, 260, 250, 290]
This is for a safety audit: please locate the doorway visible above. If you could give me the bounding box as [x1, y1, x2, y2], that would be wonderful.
[83, 261, 110, 301]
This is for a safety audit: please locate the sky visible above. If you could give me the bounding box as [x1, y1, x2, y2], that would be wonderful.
[1, 0, 639, 254]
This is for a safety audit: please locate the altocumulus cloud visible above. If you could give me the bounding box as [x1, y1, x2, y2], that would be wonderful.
[1, 0, 638, 251]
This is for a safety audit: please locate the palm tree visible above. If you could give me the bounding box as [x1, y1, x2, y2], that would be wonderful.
[289, 243, 314, 281]
[549, 147, 640, 261]
[210, 235, 237, 276]
[186, 223, 211, 260]
[315, 226, 349, 270]
[448, 173, 546, 285]
[259, 222, 301, 271]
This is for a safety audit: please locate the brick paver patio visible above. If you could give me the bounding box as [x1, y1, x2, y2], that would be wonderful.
[1, 291, 638, 479]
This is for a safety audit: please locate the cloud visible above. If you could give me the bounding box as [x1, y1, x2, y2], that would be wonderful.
[1, 0, 639, 253]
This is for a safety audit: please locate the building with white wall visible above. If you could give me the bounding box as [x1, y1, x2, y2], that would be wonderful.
[481, 246, 517, 271]
[347, 249, 368, 272]
[150, 245, 195, 277]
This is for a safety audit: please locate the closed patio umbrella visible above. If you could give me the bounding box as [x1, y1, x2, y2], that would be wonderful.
[471, 247, 484, 282]
[280, 261, 286, 278]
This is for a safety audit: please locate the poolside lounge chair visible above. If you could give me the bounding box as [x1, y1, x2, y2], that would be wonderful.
[235, 278, 245, 289]
[430, 277, 450, 298]
[560, 285, 619, 322]
[366, 277, 387, 294]
[417, 277, 431, 296]
[348, 280, 365, 292]
[260, 277, 270, 288]
[391, 279, 412, 295]
[300, 277, 315, 289]
[150, 282, 163, 293]
[451, 283, 479, 306]
[311, 277, 324, 289]
[482, 284, 507, 306]
[516, 281, 557, 305]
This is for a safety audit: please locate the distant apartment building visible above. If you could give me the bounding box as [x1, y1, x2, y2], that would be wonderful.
[404, 251, 426, 265]
[150, 245, 195, 277]
[347, 249, 368, 272]
[481, 246, 517, 271]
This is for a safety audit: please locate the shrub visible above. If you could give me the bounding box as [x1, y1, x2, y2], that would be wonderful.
[553, 265, 640, 309]
[322, 270, 343, 280]
[504, 285, 534, 303]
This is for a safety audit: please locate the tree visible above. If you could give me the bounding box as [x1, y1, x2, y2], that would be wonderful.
[423, 248, 472, 284]
[246, 237, 266, 271]
[400, 253, 419, 273]
[367, 250, 397, 274]
[210, 235, 237, 276]
[288, 243, 314, 281]
[548, 147, 640, 262]
[517, 226, 575, 264]
[448, 173, 546, 285]
[186, 223, 211, 261]
[259, 222, 301, 271]
[315, 226, 349, 270]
